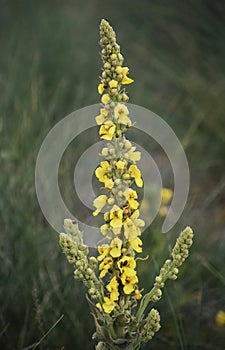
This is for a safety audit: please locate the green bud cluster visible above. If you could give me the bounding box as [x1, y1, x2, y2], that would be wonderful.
[140, 308, 161, 343]
[100, 19, 124, 81]
[59, 220, 101, 300]
[171, 226, 194, 267]
[99, 19, 129, 104]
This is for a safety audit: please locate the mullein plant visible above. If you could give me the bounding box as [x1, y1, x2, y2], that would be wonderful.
[59, 19, 194, 350]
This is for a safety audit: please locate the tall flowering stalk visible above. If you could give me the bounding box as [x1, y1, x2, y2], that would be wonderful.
[59, 19, 194, 350]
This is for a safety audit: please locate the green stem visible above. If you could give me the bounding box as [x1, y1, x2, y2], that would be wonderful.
[135, 262, 176, 323]
[135, 286, 158, 322]
[108, 322, 117, 340]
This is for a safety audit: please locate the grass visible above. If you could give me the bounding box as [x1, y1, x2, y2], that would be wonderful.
[1, 0, 225, 349]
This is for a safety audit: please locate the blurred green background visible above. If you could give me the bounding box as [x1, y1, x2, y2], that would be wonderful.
[1, 0, 225, 349]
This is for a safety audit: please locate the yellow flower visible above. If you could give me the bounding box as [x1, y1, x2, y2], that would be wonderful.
[116, 160, 126, 170]
[99, 256, 113, 278]
[110, 237, 123, 258]
[109, 79, 118, 89]
[109, 205, 124, 231]
[135, 289, 142, 300]
[158, 206, 169, 217]
[98, 82, 105, 94]
[128, 164, 143, 187]
[161, 188, 173, 205]
[98, 297, 117, 314]
[101, 93, 111, 104]
[114, 103, 131, 126]
[123, 210, 144, 253]
[123, 188, 139, 209]
[92, 195, 108, 216]
[115, 66, 123, 74]
[121, 273, 138, 294]
[129, 236, 142, 253]
[95, 108, 109, 125]
[121, 67, 134, 85]
[125, 147, 141, 163]
[100, 223, 109, 236]
[106, 276, 119, 301]
[215, 310, 225, 327]
[99, 121, 116, 140]
[95, 161, 111, 183]
[97, 244, 110, 261]
[118, 256, 136, 276]
[105, 179, 114, 189]
[130, 209, 145, 228]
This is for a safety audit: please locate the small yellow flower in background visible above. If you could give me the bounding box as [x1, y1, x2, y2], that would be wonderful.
[101, 93, 111, 104]
[215, 310, 225, 327]
[159, 187, 173, 217]
[93, 195, 108, 216]
[99, 121, 116, 140]
[128, 164, 143, 187]
[110, 237, 123, 258]
[98, 82, 105, 94]
[161, 187, 173, 205]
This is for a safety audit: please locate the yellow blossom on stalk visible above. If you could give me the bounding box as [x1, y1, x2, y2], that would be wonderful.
[95, 108, 109, 125]
[97, 297, 117, 314]
[99, 121, 116, 140]
[109, 79, 118, 89]
[114, 103, 131, 126]
[99, 257, 113, 278]
[97, 244, 110, 261]
[115, 66, 134, 85]
[123, 188, 139, 209]
[135, 289, 142, 300]
[98, 82, 105, 94]
[92, 195, 108, 216]
[128, 164, 143, 187]
[109, 205, 124, 231]
[110, 237, 123, 258]
[124, 210, 145, 252]
[101, 93, 111, 104]
[106, 276, 119, 301]
[125, 147, 141, 163]
[95, 161, 114, 189]
[118, 256, 136, 276]
[100, 223, 110, 236]
[115, 160, 126, 170]
[130, 236, 143, 253]
[121, 273, 138, 294]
